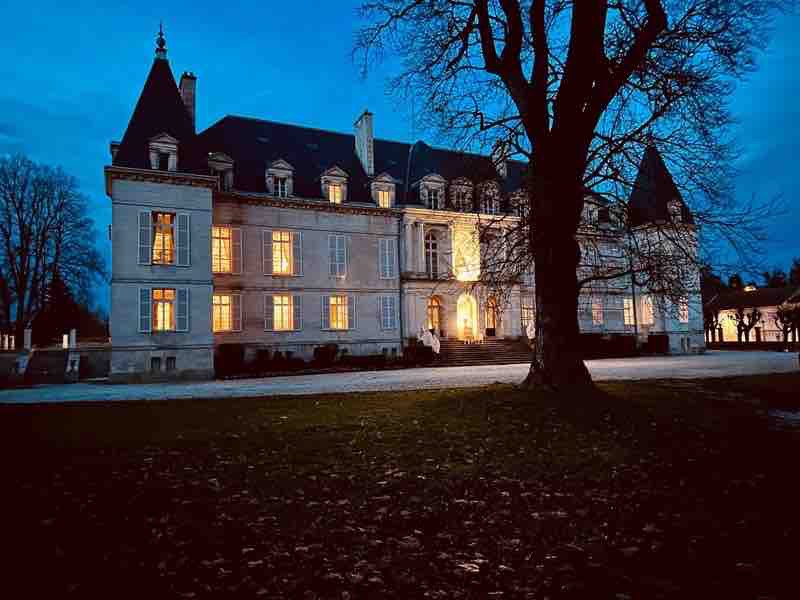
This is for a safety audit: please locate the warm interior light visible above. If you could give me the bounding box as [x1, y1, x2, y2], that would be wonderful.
[453, 226, 480, 282]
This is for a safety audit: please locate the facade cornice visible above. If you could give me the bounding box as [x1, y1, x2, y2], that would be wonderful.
[214, 191, 403, 218]
[401, 206, 521, 225]
[104, 165, 218, 197]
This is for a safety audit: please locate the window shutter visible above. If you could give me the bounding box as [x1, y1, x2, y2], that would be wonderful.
[138, 211, 152, 265]
[264, 294, 274, 331]
[232, 293, 242, 331]
[388, 239, 396, 278]
[391, 296, 398, 329]
[328, 235, 337, 277]
[262, 229, 273, 275]
[177, 213, 190, 266]
[321, 296, 330, 330]
[345, 236, 352, 278]
[232, 228, 242, 274]
[138, 288, 151, 332]
[292, 231, 303, 276]
[293, 295, 303, 331]
[176, 288, 189, 332]
[348, 295, 356, 330]
[379, 239, 387, 279]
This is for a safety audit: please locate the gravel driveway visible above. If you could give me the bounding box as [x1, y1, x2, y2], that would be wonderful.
[1, 350, 796, 405]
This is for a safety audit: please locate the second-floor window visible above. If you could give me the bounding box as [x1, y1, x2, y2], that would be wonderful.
[379, 238, 396, 279]
[272, 230, 293, 275]
[329, 234, 348, 278]
[152, 213, 175, 264]
[425, 231, 439, 279]
[212, 226, 242, 274]
[328, 183, 343, 204]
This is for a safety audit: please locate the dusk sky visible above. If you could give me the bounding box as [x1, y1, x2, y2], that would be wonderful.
[1, 1, 797, 307]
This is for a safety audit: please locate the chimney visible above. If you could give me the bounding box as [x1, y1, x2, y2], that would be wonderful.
[354, 110, 374, 176]
[179, 71, 197, 132]
[109, 141, 120, 161]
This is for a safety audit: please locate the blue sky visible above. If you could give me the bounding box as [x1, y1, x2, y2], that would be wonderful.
[0, 1, 797, 306]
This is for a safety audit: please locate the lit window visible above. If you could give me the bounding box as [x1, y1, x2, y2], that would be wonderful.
[640, 295, 654, 325]
[592, 299, 604, 325]
[425, 232, 439, 279]
[152, 213, 175, 264]
[427, 296, 441, 331]
[212, 226, 232, 273]
[273, 295, 293, 331]
[329, 295, 348, 330]
[212, 294, 232, 332]
[679, 300, 689, 323]
[272, 230, 293, 275]
[377, 189, 391, 208]
[274, 176, 288, 198]
[152, 288, 176, 331]
[624, 298, 635, 326]
[328, 183, 343, 204]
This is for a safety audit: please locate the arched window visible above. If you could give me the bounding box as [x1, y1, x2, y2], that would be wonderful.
[425, 231, 439, 279]
[427, 296, 442, 333]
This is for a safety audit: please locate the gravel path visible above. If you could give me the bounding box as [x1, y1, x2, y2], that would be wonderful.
[1, 350, 796, 404]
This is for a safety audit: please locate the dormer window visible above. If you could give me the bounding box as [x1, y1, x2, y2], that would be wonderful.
[148, 133, 179, 172]
[426, 188, 441, 210]
[479, 182, 500, 215]
[371, 173, 396, 208]
[266, 159, 294, 198]
[417, 174, 446, 212]
[321, 166, 349, 204]
[208, 152, 235, 192]
[451, 179, 473, 212]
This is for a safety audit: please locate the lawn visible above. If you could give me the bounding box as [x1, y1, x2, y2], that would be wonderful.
[3, 374, 799, 599]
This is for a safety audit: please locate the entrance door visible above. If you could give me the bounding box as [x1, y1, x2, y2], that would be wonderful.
[755, 327, 762, 343]
[457, 293, 478, 342]
[427, 296, 443, 336]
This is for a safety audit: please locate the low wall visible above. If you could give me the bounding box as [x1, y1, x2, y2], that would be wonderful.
[707, 341, 800, 352]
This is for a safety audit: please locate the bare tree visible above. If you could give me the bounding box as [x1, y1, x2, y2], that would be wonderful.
[704, 305, 720, 343]
[731, 306, 762, 342]
[0, 154, 106, 339]
[356, 0, 788, 390]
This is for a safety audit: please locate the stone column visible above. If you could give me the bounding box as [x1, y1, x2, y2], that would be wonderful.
[403, 221, 414, 274]
[24, 329, 32, 350]
[69, 329, 77, 349]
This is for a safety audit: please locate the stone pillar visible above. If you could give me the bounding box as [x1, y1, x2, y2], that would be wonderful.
[69, 328, 77, 349]
[2, 334, 7, 350]
[403, 221, 413, 274]
[24, 329, 32, 350]
[62, 334, 69, 349]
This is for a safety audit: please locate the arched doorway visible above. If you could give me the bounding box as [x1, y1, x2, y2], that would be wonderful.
[427, 296, 443, 336]
[457, 293, 478, 342]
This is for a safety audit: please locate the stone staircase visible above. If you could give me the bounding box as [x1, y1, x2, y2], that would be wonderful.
[24, 349, 68, 385]
[435, 338, 532, 367]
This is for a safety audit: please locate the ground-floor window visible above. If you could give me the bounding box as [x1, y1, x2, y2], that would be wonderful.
[212, 293, 241, 332]
[274, 295, 293, 331]
[427, 296, 442, 332]
[329, 295, 349, 330]
[592, 298, 604, 325]
[624, 297, 635, 326]
[153, 288, 176, 331]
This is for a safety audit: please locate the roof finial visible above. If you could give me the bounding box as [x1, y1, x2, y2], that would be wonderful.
[155, 22, 167, 60]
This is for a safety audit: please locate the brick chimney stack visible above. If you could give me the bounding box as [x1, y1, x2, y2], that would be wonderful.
[179, 72, 197, 133]
[354, 110, 374, 176]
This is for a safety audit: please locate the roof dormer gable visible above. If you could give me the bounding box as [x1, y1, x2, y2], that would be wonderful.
[269, 158, 295, 173]
[322, 165, 349, 180]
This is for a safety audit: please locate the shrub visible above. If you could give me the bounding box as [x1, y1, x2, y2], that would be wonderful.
[313, 344, 339, 367]
[215, 344, 246, 377]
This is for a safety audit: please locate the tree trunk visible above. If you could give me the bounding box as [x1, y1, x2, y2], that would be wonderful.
[521, 161, 592, 391]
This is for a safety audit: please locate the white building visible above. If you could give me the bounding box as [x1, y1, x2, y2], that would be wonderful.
[104, 31, 704, 382]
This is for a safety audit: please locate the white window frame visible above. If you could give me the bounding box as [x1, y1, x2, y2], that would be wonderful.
[380, 296, 398, 330]
[211, 225, 242, 274]
[378, 238, 396, 279]
[329, 234, 348, 278]
[212, 292, 242, 332]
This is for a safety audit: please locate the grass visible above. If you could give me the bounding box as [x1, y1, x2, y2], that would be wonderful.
[2, 373, 800, 598]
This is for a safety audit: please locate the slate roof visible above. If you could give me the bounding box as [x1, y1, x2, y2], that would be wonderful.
[628, 145, 694, 226]
[113, 55, 199, 171]
[193, 115, 527, 209]
[707, 287, 800, 311]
